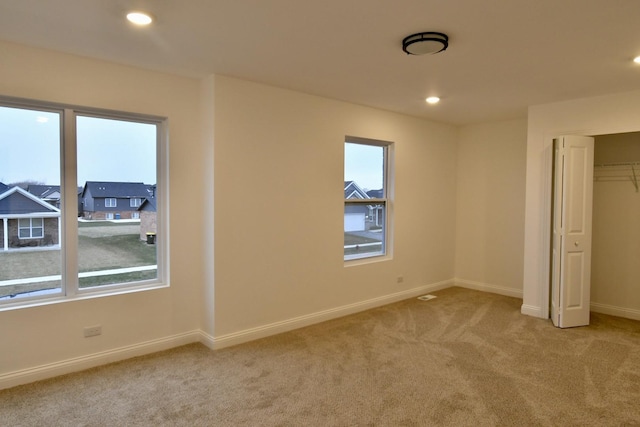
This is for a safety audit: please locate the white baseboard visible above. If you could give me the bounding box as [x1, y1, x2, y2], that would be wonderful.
[1, 281, 454, 390]
[12, 279, 542, 390]
[518, 301, 640, 321]
[0, 331, 201, 391]
[520, 304, 544, 318]
[200, 279, 454, 351]
[450, 278, 542, 319]
[591, 302, 640, 321]
[454, 278, 523, 299]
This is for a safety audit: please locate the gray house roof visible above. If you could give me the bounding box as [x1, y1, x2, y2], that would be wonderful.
[27, 185, 82, 197]
[366, 189, 383, 198]
[0, 182, 8, 194]
[82, 181, 150, 199]
[138, 197, 156, 212]
[27, 184, 61, 199]
[0, 187, 61, 216]
[344, 181, 370, 200]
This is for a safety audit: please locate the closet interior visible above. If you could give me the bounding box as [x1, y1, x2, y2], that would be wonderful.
[592, 132, 640, 318]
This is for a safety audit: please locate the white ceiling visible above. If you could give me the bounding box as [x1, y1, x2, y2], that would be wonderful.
[1, 0, 640, 125]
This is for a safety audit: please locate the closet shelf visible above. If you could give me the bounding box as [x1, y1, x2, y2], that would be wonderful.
[594, 162, 640, 192]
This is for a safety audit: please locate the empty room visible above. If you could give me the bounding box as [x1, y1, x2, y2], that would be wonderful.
[1, 1, 640, 425]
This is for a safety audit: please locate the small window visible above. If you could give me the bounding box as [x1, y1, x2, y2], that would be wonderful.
[105, 198, 117, 207]
[105, 213, 114, 220]
[344, 137, 391, 261]
[130, 198, 142, 208]
[132, 212, 140, 219]
[18, 218, 44, 239]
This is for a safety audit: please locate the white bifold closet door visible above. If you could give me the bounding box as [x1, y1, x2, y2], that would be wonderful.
[551, 135, 594, 328]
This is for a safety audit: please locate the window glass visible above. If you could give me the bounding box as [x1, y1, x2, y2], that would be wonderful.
[0, 106, 62, 300]
[0, 100, 165, 306]
[344, 139, 388, 260]
[77, 115, 158, 289]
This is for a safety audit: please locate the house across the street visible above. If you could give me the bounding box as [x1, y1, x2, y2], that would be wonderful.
[138, 190, 157, 241]
[81, 181, 154, 220]
[344, 181, 384, 232]
[0, 186, 61, 251]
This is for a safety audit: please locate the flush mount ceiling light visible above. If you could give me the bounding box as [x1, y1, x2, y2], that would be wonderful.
[426, 96, 440, 104]
[402, 32, 448, 55]
[127, 11, 153, 26]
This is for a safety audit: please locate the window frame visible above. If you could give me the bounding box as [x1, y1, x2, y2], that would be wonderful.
[130, 198, 142, 208]
[0, 95, 170, 309]
[343, 136, 393, 263]
[105, 198, 117, 207]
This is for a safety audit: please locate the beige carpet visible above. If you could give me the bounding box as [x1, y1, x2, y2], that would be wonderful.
[2, 287, 640, 426]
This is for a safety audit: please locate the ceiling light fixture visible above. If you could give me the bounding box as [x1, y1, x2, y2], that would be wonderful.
[402, 32, 448, 55]
[127, 11, 153, 26]
[634, 56, 640, 64]
[426, 97, 440, 104]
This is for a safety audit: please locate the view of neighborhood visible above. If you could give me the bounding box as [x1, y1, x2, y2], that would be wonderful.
[344, 141, 387, 259]
[0, 104, 159, 301]
[344, 180, 385, 257]
[0, 180, 158, 299]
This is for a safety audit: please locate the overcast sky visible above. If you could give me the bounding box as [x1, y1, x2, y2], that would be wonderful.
[2, 106, 384, 192]
[0, 106, 156, 187]
[344, 142, 384, 191]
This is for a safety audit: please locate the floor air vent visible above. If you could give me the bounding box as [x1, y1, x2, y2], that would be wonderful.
[417, 294, 437, 301]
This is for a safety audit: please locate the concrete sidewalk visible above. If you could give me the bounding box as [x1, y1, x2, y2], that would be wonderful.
[0, 265, 157, 287]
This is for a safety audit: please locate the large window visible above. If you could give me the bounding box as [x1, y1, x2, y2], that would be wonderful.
[344, 137, 391, 261]
[0, 97, 167, 306]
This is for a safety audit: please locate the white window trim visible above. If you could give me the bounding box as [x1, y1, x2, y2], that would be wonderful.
[0, 96, 170, 310]
[105, 198, 117, 207]
[130, 198, 142, 208]
[344, 136, 393, 264]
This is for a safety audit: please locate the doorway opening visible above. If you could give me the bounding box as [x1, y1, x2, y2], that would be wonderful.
[550, 132, 640, 327]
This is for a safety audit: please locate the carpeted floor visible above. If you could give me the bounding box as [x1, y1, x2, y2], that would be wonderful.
[2, 287, 640, 426]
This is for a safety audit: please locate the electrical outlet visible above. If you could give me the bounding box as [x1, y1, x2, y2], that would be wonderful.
[84, 325, 102, 338]
[397, 276, 404, 284]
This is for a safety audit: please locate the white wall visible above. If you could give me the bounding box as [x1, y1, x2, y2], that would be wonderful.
[594, 133, 640, 163]
[0, 41, 207, 385]
[455, 120, 527, 297]
[211, 76, 458, 339]
[523, 89, 640, 318]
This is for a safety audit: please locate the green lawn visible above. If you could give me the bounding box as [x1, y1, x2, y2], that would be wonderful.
[344, 233, 378, 245]
[0, 222, 156, 298]
[344, 232, 383, 256]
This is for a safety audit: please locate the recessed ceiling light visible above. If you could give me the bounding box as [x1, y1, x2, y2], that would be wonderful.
[127, 11, 153, 26]
[634, 56, 640, 64]
[426, 97, 440, 104]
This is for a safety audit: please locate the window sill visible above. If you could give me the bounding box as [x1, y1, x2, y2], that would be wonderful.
[344, 253, 391, 267]
[0, 282, 169, 312]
